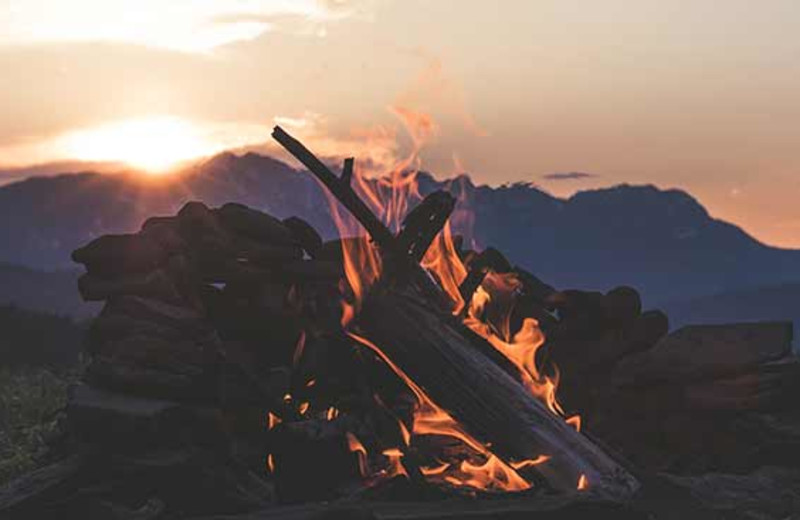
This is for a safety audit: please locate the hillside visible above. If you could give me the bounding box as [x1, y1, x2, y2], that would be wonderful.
[1, 152, 799, 306]
[661, 282, 800, 337]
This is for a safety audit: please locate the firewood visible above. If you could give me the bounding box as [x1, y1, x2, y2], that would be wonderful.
[271, 126, 452, 307]
[357, 285, 639, 498]
[396, 191, 456, 263]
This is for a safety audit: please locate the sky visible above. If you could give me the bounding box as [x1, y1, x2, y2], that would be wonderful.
[0, 0, 799, 247]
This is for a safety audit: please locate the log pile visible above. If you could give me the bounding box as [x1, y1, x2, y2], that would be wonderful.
[2, 128, 800, 520]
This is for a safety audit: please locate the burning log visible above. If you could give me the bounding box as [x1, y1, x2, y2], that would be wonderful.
[356, 285, 639, 497]
[272, 127, 640, 498]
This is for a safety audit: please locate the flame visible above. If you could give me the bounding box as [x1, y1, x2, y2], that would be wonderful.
[346, 432, 369, 477]
[322, 109, 581, 493]
[349, 332, 530, 492]
[267, 412, 282, 430]
[464, 274, 580, 427]
[326, 406, 340, 421]
[381, 448, 408, 478]
[267, 453, 275, 473]
[421, 462, 450, 476]
[578, 474, 589, 490]
[510, 455, 551, 470]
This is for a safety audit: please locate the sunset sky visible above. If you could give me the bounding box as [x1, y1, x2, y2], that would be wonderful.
[1, 0, 799, 247]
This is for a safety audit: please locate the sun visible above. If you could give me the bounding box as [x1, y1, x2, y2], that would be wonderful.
[62, 116, 217, 174]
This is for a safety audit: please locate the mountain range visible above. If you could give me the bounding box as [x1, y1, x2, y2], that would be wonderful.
[1, 151, 799, 323]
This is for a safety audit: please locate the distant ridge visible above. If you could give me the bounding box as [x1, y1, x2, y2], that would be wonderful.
[1, 151, 799, 308]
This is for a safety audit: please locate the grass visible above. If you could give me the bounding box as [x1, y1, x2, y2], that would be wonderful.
[0, 367, 76, 485]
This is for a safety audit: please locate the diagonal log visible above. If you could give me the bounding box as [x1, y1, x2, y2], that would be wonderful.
[357, 285, 639, 498]
[273, 126, 639, 498]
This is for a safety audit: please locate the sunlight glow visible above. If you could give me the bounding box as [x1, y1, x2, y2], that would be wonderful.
[60, 116, 268, 173]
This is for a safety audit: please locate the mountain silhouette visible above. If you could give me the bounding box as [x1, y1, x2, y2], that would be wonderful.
[1, 151, 799, 309]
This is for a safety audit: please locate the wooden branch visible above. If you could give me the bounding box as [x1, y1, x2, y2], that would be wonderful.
[396, 191, 456, 263]
[272, 126, 451, 306]
[458, 247, 512, 307]
[272, 126, 396, 251]
[341, 157, 354, 185]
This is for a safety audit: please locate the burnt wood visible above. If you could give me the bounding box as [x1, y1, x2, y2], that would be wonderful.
[356, 285, 639, 498]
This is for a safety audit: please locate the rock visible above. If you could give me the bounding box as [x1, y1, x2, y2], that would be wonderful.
[72, 234, 168, 277]
[178, 201, 224, 236]
[277, 259, 344, 281]
[662, 466, 800, 519]
[86, 310, 193, 354]
[234, 236, 304, 265]
[602, 286, 642, 327]
[613, 321, 793, 386]
[103, 296, 210, 336]
[626, 310, 669, 349]
[216, 203, 294, 245]
[77, 269, 183, 303]
[682, 356, 800, 411]
[67, 383, 184, 442]
[141, 216, 188, 254]
[283, 216, 323, 258]
[93, 334, 210, 375]
[85, 357, 203, 401]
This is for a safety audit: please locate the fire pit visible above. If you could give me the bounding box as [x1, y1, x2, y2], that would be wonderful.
[2, 129, 799, 520]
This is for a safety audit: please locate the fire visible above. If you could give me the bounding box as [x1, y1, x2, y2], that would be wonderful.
[349, 332, 532, 492]
[346, 432, 369, 477]
[319, 108, 583, 492]
[267, 412, 282, 430]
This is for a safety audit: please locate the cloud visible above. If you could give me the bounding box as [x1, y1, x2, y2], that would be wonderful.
[0, 0, 374, 53]
[541, 171, 598, 181]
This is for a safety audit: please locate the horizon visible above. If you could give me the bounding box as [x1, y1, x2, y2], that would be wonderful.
[3, 145, 792, 253]
[1, 1, 799, 247]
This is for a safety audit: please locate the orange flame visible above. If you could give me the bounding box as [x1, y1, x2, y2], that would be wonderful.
[346, 432, 369, 477]
[267, 412, 282, 430]
[324, 109, 580, 493]
[464, 274, 580, 427]
[267, 453, 275, 473]
[350, 332, 530, 492]
[381, 448, 409, 478]
[326, 406, 339, 421]
[578, 474, 589, 490]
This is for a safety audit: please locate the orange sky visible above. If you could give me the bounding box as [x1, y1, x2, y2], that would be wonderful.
[0, 0, 799, 247]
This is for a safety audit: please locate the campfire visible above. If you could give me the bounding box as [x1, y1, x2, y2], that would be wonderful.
[2, 127, 799, 519]
[268, 126, 636, 499]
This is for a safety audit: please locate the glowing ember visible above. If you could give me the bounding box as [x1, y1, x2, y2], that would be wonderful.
[267, 412, 282, 430]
